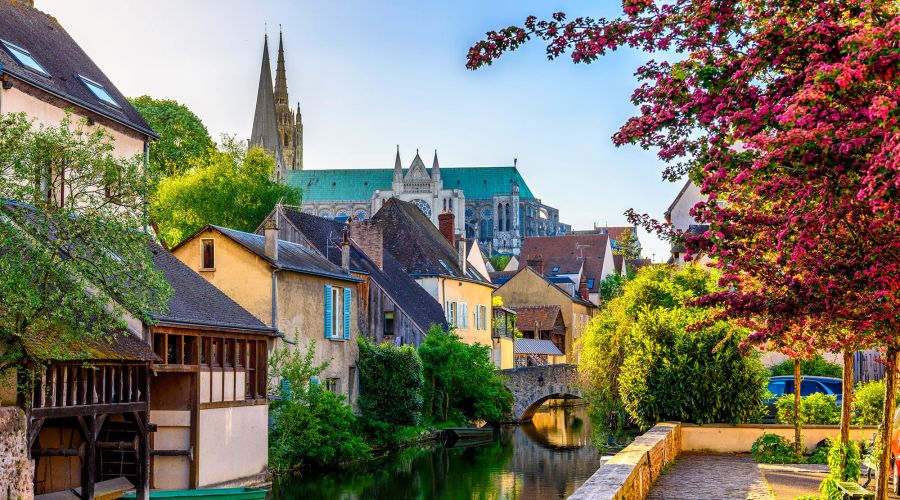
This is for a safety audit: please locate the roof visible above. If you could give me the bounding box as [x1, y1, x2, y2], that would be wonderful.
[372, 198, 491, 285]
[276, 207, 448, 333]
[150, 244, 274, 334]
[514, 338, 563, 356]
[511, 305, 563, 332]
[489, 270, 516, 285]
[0, 1, 155, 138]
[612, 254, 624, 274]
[518, 234, 610, 292]
[665, 180, 694, 218]
[186, 225, 359, 283]
[287, 166, 536, 201]
[21, 327, 157, 363]
[503, 267, 597, 308]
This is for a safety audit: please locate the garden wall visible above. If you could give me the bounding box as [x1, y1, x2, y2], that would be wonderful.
[569, 422, 681, 500]
[0, 406, 33, 500]
[682, 423, 879, 454]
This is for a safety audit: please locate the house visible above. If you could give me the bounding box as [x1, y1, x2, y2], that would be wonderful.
[664, 180, 710, 266]
[171, 224, 362, 404]
[255, 206, 448, 347]
[494, 266, 597, 364]
[491, 305, 516, 369]
[569, 225, 642, 256]
[0, 1, 156, 164]
[511, 305, 566, 360]
[517, 234, 616, 305]
[148, 245, 276, 490]
[370, 199, 502, 359]
[513, 339, 565, 368]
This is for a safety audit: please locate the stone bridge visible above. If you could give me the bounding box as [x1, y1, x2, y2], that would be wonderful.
[502, 364, 582, 422]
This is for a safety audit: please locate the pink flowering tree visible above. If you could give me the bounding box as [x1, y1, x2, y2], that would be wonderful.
[468, 1, 899, 496]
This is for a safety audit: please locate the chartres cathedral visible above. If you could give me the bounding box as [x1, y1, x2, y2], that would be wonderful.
[250, 31, 302, 179]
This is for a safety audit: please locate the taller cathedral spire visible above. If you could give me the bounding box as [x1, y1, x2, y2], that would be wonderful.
[250, 34, 284, 177]
[274, 30, 288, 106]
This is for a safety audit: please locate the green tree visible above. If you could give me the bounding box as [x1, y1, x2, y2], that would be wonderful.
[357, 338, 423, 447]
[770, 355, 842, 378]
[596, 273, 628, 302]
[0, 112, 171, 382]
[151, 139, 301, 247]
[580, 265, 767, 431]
[612, 228, 641, 261]
[419, 326, 512, 424]
[129, 95, 213, 178]
[268, 339, 371, 470]
[487, 254, 511, 272]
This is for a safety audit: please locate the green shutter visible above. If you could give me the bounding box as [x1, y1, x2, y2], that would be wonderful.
[324, 285, 333, 339]
[343, 287, 351, 340]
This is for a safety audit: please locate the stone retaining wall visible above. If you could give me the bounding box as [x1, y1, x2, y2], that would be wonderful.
[569, 422, 681, 500]
[682, 423, 879, 454]
[0, 406, 33, 500]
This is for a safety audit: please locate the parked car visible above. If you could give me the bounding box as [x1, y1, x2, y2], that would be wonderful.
[890, 408, 900, 494]
[763, 375, 843, 423]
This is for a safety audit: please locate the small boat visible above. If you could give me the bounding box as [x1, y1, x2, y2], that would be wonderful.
[440, 427, 495, 445]
[119, 488, 267, 500]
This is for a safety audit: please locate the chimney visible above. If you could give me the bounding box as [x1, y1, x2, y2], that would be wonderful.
[579, 277, 590, 301]
[438, 211, 455, 247]
[526, 254, 544, 275]
[349, 220, 383, 270]
[458, 238, 468, 275]
[341, 227, 350, 270]
[263, 218, 279, 261]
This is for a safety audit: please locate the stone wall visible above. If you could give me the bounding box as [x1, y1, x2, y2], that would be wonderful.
[568, 422, 681, 500]
[0, 406, 33, 500]
[682, 423, 879, 454]
[502, 364, 580, 421]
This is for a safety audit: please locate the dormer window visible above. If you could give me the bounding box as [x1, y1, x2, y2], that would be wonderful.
[551, 266, 560, 273]
[1, 39, 49, 76]
[77, 75, 120, 108]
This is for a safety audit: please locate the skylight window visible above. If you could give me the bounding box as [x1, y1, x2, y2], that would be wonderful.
[438, 259, 455, 276]
[551, 266, 560, 273]
[77, 75, 119, 108]
[587, 279, 595, 289]
[1, 39, 49, 76]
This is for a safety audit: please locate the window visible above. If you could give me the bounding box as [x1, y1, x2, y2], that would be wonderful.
[324, 285, 351, 340]
[475, 305, 488, 330]
[766, 380, 787, 398]
[587, 279, 595, 289]
[200, 239, 215, 269]
[77, 75, 120, 108]
[460, 303, 468, 329]
[1, 39, 49, 76]
[383, 311, 395, 335]
[332, 287, 343, 339]
[551, 266, 560, 273]
[438, 259, 455, 276]
[325, 378, 341, 394]
[800, 380, 825, 397]
[445, 301, 457, 327]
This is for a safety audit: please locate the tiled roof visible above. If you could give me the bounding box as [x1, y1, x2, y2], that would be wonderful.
[372, 198, 491, 284]
[276, 208, 448, 334]
[489, 270, 516, 285]
[511, 305, 563, 332]
[518, 234, 610, 292]
[287, 166, 536, 201]
[0, 2, 155, 138]
[505, 267, 597, 308]
[22, 327, 158, 363]
[514, 338, 563, 356]
[209, 225, 359, 283]
[150, 244, 274, 333]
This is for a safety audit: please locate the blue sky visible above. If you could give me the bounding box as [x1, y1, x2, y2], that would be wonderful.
[38, 0, 682, 262]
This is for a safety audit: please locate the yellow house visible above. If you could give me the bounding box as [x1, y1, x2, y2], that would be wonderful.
[171, 223, 362, 404]
[493, 267, 598, 364]
[371, 199, 506, 363]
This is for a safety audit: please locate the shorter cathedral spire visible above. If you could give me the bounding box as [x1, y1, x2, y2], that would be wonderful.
[431, 149, 440, 180]
[393, 145, 403, 182]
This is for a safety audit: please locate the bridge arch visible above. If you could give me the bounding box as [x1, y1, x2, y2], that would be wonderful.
[501, 364, 582, 422]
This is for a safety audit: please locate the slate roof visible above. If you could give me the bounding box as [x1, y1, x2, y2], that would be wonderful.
[518, 234, 610, 293]
[0, 1, 155, 138]
[276, 208, 448, 333]
[514, 338, 563, 356]
[505, 267, 597, 308]
[372, 198, 491, 284]
[150, 244, 274, 334]
[198, 225, 359, 283]
[287, 166, 536, 201]
[489, 271, 516, 285]
[511, 305, 563, 332]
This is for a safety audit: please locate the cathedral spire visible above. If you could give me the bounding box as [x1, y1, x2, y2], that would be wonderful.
[393, 145, 403, 182]
[250, 33, 284, 176]
[274, 28, 288, 106]
[431, 149, 440, 181]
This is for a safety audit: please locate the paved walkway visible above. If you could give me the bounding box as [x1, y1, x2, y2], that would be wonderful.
[648, 453, 895, 499]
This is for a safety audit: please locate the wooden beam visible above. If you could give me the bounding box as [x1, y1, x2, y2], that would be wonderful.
[134, 410, 150, 500]
[80, 415, 96, 500]
[31, 401, 147, 419]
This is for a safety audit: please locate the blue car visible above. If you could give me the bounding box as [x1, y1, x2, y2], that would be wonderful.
[764, 375, 843, 422]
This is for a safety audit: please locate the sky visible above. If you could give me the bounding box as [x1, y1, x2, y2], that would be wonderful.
[37, 0, 684, 262]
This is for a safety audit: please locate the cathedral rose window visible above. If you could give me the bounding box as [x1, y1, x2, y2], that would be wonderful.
[412, 199, 432, 217]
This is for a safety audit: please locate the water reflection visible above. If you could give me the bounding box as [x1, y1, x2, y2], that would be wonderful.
[271, 403, 602, 500]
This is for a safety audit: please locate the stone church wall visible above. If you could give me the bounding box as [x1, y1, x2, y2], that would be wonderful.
[0, 406, 33, 500]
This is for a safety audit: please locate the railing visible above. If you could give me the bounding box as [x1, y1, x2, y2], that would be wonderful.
[31, 362, 148, 413]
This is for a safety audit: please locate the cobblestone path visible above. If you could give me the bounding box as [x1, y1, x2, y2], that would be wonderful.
[647, 453, 774, 500]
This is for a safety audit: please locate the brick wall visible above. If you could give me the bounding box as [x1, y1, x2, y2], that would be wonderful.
[0, 406, 33, 500]
[569, 422, 681, 500]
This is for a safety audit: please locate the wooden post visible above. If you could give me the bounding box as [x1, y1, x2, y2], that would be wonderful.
[794, 358, 802, 458]
[876, 345, 898, 500]
[79, 415, 96, 500]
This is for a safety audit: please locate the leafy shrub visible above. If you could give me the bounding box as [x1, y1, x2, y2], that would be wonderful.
[853, 380, 889, 425]
[268, 340, 371, 471]
[419, 326, 512, 424]
[820, 440, 861, 500]
[588, 266, 768, 430]
[751, 433, 798, 463]
[775, 393, 840, 425]
[770, 355, 842, 378]
[807, 442, 830, 464]
[357, 338, 423, 447]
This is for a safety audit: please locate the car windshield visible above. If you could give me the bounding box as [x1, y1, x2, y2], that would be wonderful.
[819, 380, 842, 394]
[800, 380, 825, 396]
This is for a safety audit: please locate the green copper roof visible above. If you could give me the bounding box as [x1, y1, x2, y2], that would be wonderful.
[286, 167, 536, 202]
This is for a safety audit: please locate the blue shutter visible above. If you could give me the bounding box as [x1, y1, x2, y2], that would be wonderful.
[280, 378, 291, 400]
[310, 377, 319, 385]
[343, 287, 351, 340]
[324, 285, 333, 339]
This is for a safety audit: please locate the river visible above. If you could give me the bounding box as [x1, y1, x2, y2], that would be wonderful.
[270, 403, 604, 500]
